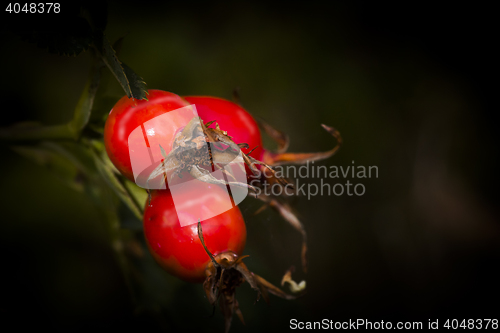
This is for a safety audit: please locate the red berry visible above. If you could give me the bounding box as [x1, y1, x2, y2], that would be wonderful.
[104, 90, 190, 181]
[184, 96, 264, 160]
[143, 183, 247, 283]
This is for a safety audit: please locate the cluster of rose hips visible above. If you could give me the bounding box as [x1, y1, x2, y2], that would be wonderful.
[103, 90, 340, 332]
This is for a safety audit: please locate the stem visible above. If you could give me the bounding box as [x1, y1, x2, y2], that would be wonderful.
[100, 189, 137, 304]
[88, 140, 144, 221]
[197, 220, 219, 268]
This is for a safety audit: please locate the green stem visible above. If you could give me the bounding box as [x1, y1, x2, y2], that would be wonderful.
[87, 139, 144, 221]
[100, 188, 137, 304]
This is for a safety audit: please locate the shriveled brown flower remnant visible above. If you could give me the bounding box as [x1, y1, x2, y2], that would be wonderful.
[198, 221, 303, 333]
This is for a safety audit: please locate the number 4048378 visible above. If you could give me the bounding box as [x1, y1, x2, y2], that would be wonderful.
[5, 3, 60, 13]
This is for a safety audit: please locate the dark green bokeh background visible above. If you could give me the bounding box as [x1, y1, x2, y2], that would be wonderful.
[1, 2, 498, 332]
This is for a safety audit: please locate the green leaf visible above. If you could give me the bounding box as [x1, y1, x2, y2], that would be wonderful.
[1, 54, 102, 142]
[91, 145, 144, 221]
[69, 55, 104, 136]
[87, 39, 127, 127]
[124, 179, 148, 210]
[95, 34, 148, 100]
[122, 63, 149, 101]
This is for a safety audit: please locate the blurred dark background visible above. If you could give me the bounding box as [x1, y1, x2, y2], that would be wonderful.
[1, 1, 498, 332]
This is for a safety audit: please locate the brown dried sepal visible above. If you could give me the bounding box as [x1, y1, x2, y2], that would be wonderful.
[198, 221, 298, 333]
[250, 121, 342, 273]
[261, 123, 342, 166]
[256, 117, 289, 153]
[253, 195, 308, 272]
[281, 266, 306, 294]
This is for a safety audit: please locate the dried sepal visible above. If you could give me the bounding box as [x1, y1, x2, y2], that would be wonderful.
[204, 122, 239, 151]
[253, 195, 308, 272]
[197, 221, 298, 333]
[253, 203, 267, 216]
[252, 274, 296, 300]
[281, 266, 306, 294]
[219, 292, 240, 333]
[244, 123, 343, 270]
[269, 199, 308, 272]
[247, 155, 290, 187]
[256, 117, 290, 153]
[203, 262, 219, 305]
[199, 118, 222, 149]
[234, 260, 260, 294]
[262, 124, 342, 166]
